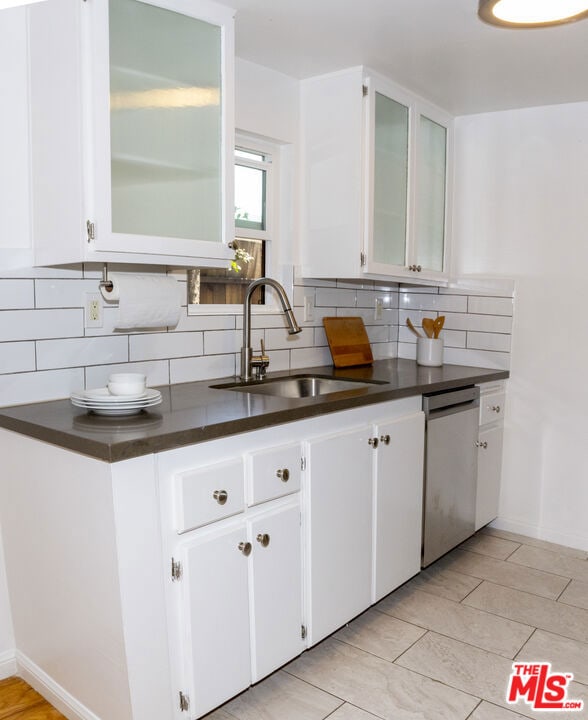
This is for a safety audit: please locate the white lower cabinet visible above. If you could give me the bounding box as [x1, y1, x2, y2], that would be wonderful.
[179, 522, 252, 718]
[249, 502, 303, 682]
[304, 402, 425, 646]
[176, 497, 303, 719]
[305, 425, 374, 645]
[161, 397, 424, 715]
[475, 382, 506, 531]
[372, 411, 425, 602]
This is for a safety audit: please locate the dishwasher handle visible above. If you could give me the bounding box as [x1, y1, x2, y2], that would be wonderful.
[423, 386, 479, 418]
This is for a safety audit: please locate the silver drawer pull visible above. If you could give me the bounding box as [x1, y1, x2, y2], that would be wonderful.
[380, 434, 391, 445]
[213, 489, 228, 505]
[491, 405, 501, 413]
[238, 541, 252, 557]
[475, 440, 488, 449]
[256, 533, 270, 548]
[368, 437, 379, 448]
[276, 468, 290, 482]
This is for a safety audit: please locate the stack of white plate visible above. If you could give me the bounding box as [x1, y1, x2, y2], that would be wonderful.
[71, 388, 162, 416]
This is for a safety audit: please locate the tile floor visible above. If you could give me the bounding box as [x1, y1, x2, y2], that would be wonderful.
[205, 527, 588, 720]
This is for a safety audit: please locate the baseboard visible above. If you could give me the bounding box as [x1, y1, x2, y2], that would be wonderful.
[0, 649, 16, 679]
[16, 651, 101, 720]
[491, 518, 588, 553]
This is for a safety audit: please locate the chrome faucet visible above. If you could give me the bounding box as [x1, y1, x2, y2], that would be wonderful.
[240, 277, 301, 381]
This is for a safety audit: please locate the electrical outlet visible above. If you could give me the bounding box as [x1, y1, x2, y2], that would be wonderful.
[85, 292, 103, 328]
[304, 295, 314, 322]
[374, 297, 384, 321]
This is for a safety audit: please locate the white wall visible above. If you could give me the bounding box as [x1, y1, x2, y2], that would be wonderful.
[453, 101, 588, 551]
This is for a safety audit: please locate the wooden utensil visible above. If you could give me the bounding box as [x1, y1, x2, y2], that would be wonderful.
[406, 318, 423, 338]
[433, 315, 445, 339]
[422, 318, 435, 338]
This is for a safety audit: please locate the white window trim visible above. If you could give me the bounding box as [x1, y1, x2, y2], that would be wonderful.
[188, 132, 285, 316]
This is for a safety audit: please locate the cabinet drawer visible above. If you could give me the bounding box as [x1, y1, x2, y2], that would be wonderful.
[246, 443, 301, 506]
[479, 391, 505, 426]
[175, 459, 245, 533]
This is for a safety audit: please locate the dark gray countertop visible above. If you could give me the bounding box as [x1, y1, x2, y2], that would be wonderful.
[0, 359, 508, 463]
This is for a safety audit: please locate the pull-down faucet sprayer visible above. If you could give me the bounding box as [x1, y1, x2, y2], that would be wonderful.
[240, 277, 301, 381]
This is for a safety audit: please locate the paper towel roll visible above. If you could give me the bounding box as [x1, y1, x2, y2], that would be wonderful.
[100, 273, 182, 330]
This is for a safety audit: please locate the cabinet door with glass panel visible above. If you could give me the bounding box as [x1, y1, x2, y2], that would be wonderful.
[364, 76, 451, 282]
[86, 0, 235, 266]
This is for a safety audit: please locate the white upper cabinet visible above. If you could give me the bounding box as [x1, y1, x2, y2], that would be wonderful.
[26, 0, 234, 268]
[300, 67, 452, 283]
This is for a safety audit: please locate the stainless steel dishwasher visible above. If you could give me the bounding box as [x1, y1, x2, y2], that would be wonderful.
[422, 386, 480, 567]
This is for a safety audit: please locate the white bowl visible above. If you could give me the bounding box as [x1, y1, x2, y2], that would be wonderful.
[107, 373, 147, 396]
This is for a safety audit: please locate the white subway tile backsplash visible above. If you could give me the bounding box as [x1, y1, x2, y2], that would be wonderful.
[170, 354, 236, 384]
[265, 326, 313, 350]
[0, 267, 513, 407]
[290, 346, 332, 369]
[443, 312, 513, 334]
[467, 331, 512, 353]
[131, 331, 204, 362]
[468, 296, 514, 316]
[0, 342, 35, 375]
[443, 347, 511, 370]
[0, 309, 83, 342]
[372, 342, 396, 360]
[172, 313, 235, 333]
[400, 292, 468, 313]
[0, 280, 34, 309]
[366, 325, 391, 343]
[315, 288, 357, 308]
[34, 279, 99, 308]
[0, 368, 85, 407]
[86, 361, 170, 390]
[37, 336, 129, 370]
[202, 330, 238, 356]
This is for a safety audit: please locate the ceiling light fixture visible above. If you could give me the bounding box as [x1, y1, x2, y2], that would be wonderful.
[478, 0, 588, 27]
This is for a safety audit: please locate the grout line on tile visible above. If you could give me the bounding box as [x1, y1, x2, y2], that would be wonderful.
[321, 698, 346, 719]
[555, 577, 574, 601]
[464, 699, 484, 719]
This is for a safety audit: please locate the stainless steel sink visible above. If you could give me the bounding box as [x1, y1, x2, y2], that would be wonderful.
[212, 375, 386, 399]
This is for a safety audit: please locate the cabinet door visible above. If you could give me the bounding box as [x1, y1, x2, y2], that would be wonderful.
[179, 524, 251, 719]
[373, 412, 425, 602]
[306, 424, 373, 645]
[87, 0, 234, 263]
[249, 503, 303, 682]
[365, 77, 411, 275]
[413, 103, 452, 280]
[475, 424, 504, 531]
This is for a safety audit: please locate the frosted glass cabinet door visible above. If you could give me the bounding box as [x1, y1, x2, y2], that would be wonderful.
[109, 0, 221, 242]
[415, 114, 447, 273]
[372, 92, 409, 267]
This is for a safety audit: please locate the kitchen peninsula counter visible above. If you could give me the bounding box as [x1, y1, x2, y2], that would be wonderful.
[0, 359, 508, 463]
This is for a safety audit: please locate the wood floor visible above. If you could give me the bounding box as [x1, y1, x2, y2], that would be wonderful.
[0, 678, 65, 720]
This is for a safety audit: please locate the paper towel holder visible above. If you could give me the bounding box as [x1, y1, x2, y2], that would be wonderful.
[99, 264, 114, 294]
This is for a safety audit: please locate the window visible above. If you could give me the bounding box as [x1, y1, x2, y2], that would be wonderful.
[189, 141, 272, 306]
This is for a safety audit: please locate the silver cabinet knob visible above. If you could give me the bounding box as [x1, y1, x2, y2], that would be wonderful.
[368, 437, 379, 448]
[380, 434, 391, 445]
[475, 440, 488, 449]
[256, 533, 270, 547]
[213, 489, 228, 505]
[276, 468, 290, 482]
[491, 405, 501, 413]
[416, 265, 422, 272]
[238, 541, 252, 556]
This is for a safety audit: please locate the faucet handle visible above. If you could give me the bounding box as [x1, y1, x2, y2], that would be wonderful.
[251, 339, 270, 380]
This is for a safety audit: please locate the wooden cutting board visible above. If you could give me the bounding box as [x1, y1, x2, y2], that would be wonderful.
[323, 317, 374, 367]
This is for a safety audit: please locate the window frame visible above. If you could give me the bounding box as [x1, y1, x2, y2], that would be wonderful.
[188, 133, 280, 315]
